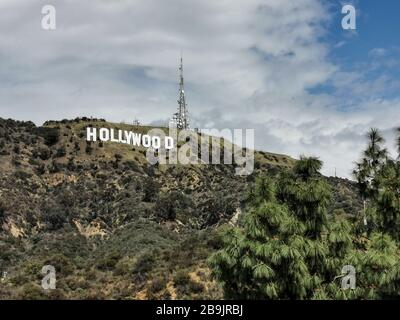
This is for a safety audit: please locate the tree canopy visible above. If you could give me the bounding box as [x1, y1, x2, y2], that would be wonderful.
[210, 149, 400, 299]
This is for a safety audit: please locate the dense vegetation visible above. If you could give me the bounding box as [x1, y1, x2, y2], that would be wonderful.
[210, 128, 400, 299]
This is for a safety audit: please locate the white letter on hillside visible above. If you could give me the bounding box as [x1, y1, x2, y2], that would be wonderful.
[152, 136, 161, 149]
[165, 136, 174, 150]
[125, 131, 142, 146]
[146, 129, 167, 165]
[99, 128, 110, 141]
[86, 127, 97, 141]
[142, 135, 151, 148]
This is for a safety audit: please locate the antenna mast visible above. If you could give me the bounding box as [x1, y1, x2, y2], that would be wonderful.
[174, 56, 189, 129]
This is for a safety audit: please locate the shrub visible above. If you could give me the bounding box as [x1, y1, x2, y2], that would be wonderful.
[43, 254, 75, 277]
[35, 164, 46, 175]
[132, 252, 156, 275]
[155, 192, 186, 221]
[67, 158, 75, 171]
[173, 270, 203, 296]
[55, 146, 66, 158]
[18, 284, 47, 300]
[203, 192, 236, 226]
[49, 160, 62, 173]
[113, 259, 131, 276]
[114, 153, 123, 162]
[149, 275, 168, 294]
[28, 157, 40, 166]
[142, 178, 159, 202]
[85, 142, 92, 154]
[33, 147, 51, 160]
[13, 170, 33, 180]
[188, 280, 204, 294]
[11, 156, 21, 166]
[42, 208, 67, 231]
[97, 251, 122, 271]
[124, 160, 139, 172]
[173, 270, 190, 286]
[0, 201, 6, 224]
[36, 127, 59, 146]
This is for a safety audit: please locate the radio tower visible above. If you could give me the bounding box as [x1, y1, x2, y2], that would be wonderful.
[172, 56, 190, 130]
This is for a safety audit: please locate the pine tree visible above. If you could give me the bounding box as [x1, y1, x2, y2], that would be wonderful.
[209, 157, 334, 299]
[211, 152, 400, 299]
[354, 127, 400, 239]
[277, 156, 330, 240]
[209, 198, 310, 299]
[350, 127, 400, 298]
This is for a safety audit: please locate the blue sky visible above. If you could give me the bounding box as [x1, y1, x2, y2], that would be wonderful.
[349, 2, 396, 78]
[331, 1, 400, 56]
[311, 0, 400, 101]
[0, 0, 399, 178]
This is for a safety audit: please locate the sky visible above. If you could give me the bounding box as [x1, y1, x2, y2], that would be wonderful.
[0, 0, 400, 178]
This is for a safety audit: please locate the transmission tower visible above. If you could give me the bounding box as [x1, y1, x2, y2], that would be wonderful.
[171, 56, 190, 130]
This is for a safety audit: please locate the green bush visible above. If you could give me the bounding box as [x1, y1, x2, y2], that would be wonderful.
[124, 160, 140, 172]
[55, 146, 66, 157]
[155, 191, 191, 221]
[149, 275, 168, 294]
[18, 284, 47, 300]
[97, 251, 122, 271]
[173, 270, 203, 296]
[132, 252, 156, 275]
[13, 144, 20, 154]
[0, 201, 6, 223]
[13, 170, 33, 180]
[142, 178, 159, 202]
[173, 270, 190, 286]
[188, 280, 204, 294]
[85, 142, 92, 154]
[36, 127, 59, 146]
[33, 146, 51, 160]
[42, 208, 67, 231]
[44, 254, 75, 277]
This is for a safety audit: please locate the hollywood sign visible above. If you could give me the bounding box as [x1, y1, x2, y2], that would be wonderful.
[86, 127, 254, 175]
[86, 127, 174, 149]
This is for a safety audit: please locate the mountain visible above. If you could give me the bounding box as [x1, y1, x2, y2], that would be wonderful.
[0, 117, 361, 299]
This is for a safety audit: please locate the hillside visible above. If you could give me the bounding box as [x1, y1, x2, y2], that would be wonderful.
[0, 117, 361, 299]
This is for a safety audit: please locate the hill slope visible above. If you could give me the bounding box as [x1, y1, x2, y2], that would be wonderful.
[0, 117, 361, 299]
